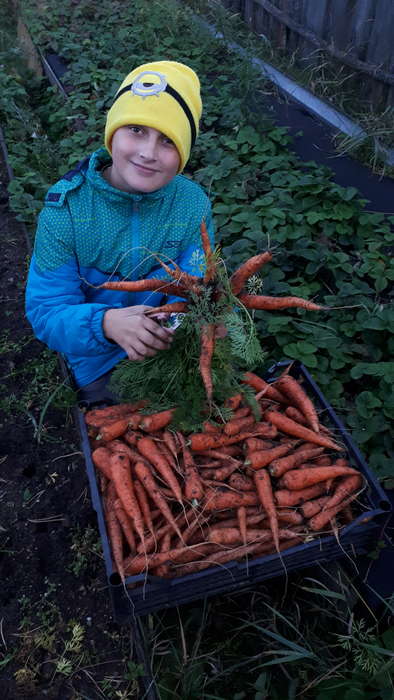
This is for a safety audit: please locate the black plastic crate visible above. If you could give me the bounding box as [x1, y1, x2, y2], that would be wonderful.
[76, 360, 391, 621]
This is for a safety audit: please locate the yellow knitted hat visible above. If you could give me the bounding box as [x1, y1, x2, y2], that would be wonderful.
[104, 60, 202, 172]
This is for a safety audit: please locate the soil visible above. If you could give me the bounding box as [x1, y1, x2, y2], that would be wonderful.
[0, 153, 143, 698]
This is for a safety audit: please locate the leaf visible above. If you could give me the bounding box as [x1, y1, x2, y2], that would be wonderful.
[351, 363, 394, 382]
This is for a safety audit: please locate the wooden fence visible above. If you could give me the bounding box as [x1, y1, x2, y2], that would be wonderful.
[219, 0, 394, 109]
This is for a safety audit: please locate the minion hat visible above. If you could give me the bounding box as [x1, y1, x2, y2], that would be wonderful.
[104, 60, 202, 172]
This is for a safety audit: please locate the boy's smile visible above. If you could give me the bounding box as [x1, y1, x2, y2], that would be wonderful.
[104, 125, 180, 193]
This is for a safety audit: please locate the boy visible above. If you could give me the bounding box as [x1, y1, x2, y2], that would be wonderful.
[25, 60, 214, 403]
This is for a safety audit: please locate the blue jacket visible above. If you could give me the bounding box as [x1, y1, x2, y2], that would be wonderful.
[25, 148, 214, 386]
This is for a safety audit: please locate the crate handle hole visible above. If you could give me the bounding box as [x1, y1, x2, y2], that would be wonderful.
[379, 499, 392, 512]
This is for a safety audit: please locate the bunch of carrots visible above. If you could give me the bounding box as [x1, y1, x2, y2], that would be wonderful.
[85, 370, 365, 583]
[100, 220, 325, 404]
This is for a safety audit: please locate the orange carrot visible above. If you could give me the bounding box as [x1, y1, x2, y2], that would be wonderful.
[223, 415, 256, 436]
[275, 483, 328, 507]
[172, 540, 272, 576]
[245, 442, 294, 470]
[201, 219, 216, 283]
[211, 459, 243, 482]
[239, 294, 325, 312]
[225, 393, 244, 411]
[199, 323, 216, 402]
[84, 401, 147, 427]
[113, 498, 136, 553]
[97, 413, 142, 441]
[229, 472, 255, 492]
[133, 460, 183, 540]
[177, 431, 205, 501]
[202, 420, 222, 434]
[321, 473, 363, 512]
[137, 436, 183, 503]
[253, 469, 279, 551]
[230, 251, 273, 295]
[109, 452, 145, 544]
[101, 278, 190, 298]
[92, 446, 113, 480]
[265, 410, 342, 451]
[244, 437, 275, 452]
[134, 480, 155, 538]
[123, 542, 215, 575]
[139, 408, 176, 432]
[203, 487, 259, 511]
[242, 372, 287, 403]
[275, 374, 320, 433]
[145, 301, 189, 315]
[279, 465, 358, 491]
[269, 446, 325, 477]
[162, 430, 180, 459]
[105, 483, 125, 581]
[189, 430, 257, 452]
[308, 492, 360, 532]
[300, 496, 331, 519]
[209, 526, 301, 547]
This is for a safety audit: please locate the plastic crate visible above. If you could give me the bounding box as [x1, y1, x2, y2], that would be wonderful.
[76, 360, 392, 621]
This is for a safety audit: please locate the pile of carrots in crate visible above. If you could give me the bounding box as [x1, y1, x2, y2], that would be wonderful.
[85, 369, 365, 582]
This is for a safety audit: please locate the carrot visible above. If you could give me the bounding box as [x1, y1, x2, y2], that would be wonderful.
[211, 459, 243, 482]
[300, 496, 331, 519]
[100, 278, 190, 298]
[223, 415, 256, 436]
[269, 446, 325, 477]
[238, 294, 325, 312]
[242, 372, 287, 403]
[198, 446, 242, 458]
[134, 480, 155, 538]
[308, 492, 360, 532]
[199, 323, 216, 402]
[275, 374, 320, 433]
[139, 408, 176, 432]
[92, 446, 113, 480]
[244, 437, 274, 452]
[177, 431, 205, 501]
[264, 410, 342, 451]
[145, 301, 189, 315]
[107, 439, 135, 459]
[279, 465, 358, 491]
[97, 413, 142, 441]
[109, 452, 146, 545]
[154, 256, 201, 288]
[225, 393, 244, 411]
[162, 430, 180, 459]
[123, 542, 215, 575]
[229, 472, 255, 492]
[172, 540, 277, 576]
[203, 487, 259, 511]
[254, 421, 279, 439]
[120, 430, 136, 447]
[202, 420, 222, 434]
[189, 430, 257, 452]
[84, 401, 147, 427]
[245, 442, 294, 470]
[133, 460, 184, 540]
[137, 436, 183, 503]
[201, 219, 216, 283]
[230, 251, 273, 295]
[105, 483, 125, 581]
[253, 469, 279, 552]
[284, 406, 332, 436]
[275, 483, 328, 507]
[113, 498, 137, 553]
[209, 526, 302, 547]
[321, 473, 363, 512]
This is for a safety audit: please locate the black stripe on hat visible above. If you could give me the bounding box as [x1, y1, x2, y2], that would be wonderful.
[112, 82, 197, 148]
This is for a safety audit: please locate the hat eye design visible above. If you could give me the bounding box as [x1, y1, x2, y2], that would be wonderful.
[131, 70, 167, 98]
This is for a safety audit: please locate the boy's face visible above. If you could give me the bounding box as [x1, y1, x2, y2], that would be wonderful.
[106, 125, 180, 193]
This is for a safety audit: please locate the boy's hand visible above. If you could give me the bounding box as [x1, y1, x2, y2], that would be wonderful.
[103, 306, 174, 361]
